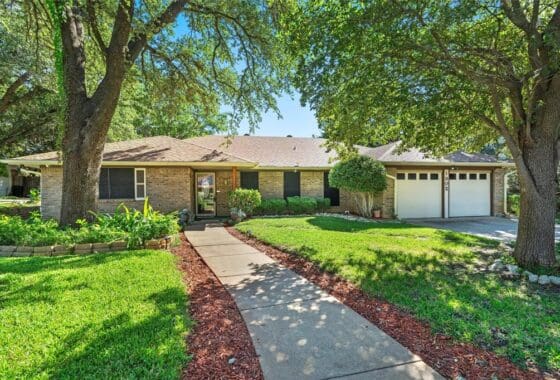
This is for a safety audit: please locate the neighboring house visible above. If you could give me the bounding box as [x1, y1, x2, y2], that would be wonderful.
[0, 135, 514, 220]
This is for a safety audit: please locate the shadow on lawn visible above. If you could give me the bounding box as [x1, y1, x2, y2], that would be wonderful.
[30, 287, 189, 379]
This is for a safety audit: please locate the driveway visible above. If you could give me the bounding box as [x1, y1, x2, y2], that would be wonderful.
[408, 217, 560, 242]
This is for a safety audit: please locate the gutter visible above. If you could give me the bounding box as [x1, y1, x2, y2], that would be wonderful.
[0, 159, 257, 169]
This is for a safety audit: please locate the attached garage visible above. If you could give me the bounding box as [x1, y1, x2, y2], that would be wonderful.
[448, 171, 491, 217]
[396, 171, 442, 219]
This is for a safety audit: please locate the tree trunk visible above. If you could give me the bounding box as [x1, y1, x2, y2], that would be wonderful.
[513, 123, 558, 268]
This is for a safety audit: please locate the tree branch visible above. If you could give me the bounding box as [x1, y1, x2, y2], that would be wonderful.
[86, 0, 107, 54]
[0, 72, 30, 114]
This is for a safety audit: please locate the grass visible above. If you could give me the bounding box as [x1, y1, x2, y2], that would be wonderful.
[0, 250, 191, 379]
[236, 216, 560, 372]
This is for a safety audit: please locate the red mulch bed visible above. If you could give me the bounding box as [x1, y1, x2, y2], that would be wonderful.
[172, 235, 263, 380]
[227, 227, 556, 380]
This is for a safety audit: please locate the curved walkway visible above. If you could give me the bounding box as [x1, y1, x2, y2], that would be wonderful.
[185, 223, 442, 380]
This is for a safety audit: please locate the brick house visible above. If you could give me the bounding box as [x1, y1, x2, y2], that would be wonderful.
[1, 135, 514, 220]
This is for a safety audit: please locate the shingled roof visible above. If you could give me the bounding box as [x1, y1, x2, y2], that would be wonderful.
[6, 136, 253, 166]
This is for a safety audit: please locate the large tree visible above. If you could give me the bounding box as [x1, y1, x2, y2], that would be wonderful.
[288, 0, 560, 268]
[23, 0, 289, 224]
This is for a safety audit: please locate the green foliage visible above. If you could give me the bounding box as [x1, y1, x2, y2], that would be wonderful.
[329, 156, 387, 194]
[0, 250, 190, 378]
[28, 188, 40, 203]
[227, 189, 262, 215]
[236, 216, 560, 371]
[508, 194, 520, 215]
[315, 197, 331, 212]
[255, 198, 288, 215]
[287, 196, 317, 214]
[0, 165, 7, 177]
[0, 200, 177, 247]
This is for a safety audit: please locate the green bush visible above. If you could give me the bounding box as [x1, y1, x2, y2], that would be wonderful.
[255, 198, 287, 215]
[315, 197, 331, 212]
[28, 188, 40, 203]
[227, 188, 262, 215]
[0, 199, 177, 247]
[508, 194, 520, 215]
[287, 196, 317, 214]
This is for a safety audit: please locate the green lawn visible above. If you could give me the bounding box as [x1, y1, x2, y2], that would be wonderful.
[0, 250, 190, 379]
[236, 216, 560, 372]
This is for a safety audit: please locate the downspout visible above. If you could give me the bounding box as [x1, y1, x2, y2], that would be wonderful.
[503, 170, 515, 216]
[385, 174, 397, 218]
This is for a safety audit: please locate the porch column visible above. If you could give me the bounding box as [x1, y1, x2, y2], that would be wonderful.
[232, 167, 238, 189]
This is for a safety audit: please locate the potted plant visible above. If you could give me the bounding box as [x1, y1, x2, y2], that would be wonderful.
[372, 206, 382, 219]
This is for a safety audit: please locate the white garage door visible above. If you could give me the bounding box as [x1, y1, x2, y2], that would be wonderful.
[396, 171, 442, 219]
[449, 171, 491, 217]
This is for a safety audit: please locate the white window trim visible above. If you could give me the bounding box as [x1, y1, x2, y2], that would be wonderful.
[134, 168, 146, 200]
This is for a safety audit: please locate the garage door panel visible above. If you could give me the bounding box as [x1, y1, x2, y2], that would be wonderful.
[449, 172, 490, 217]
[397, 172, 442, 219]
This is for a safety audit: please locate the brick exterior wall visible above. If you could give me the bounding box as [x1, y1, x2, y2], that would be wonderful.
[40, 166, 193, 220]
[493, 168, 507, 216]
[382, 167, 397, 218]
[258, 171, 283, 198]
[300, 171, 323, 198]
[215, 170, 233, 216]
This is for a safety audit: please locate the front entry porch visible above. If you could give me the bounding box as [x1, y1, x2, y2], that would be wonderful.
[194, 167, 239, 218]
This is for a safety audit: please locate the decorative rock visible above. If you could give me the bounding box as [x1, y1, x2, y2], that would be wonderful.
[528, 273, 539, 283]
[74, 243, 92, 255]
[52, 245, 72, 256]
[110, 241, 127, 251]
[33, 246, 53, 256]
[501, 271, 519, 280]
[538, 275, 551, 285]
[505, 264, 519, 274]
[92, 243, 110, 253]
[550, 276, 560, 286]
[488, 260, 505, 272]
[227, 357, 237, 365]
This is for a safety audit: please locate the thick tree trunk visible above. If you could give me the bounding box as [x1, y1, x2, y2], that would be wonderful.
[513, 124, 558, 268]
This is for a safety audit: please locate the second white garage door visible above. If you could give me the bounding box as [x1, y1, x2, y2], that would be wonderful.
[396, 171, 442, 219]
[449, 171, 491, 217]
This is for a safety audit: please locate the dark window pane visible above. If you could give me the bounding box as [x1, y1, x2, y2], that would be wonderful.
[459, 173, 467, 180]
[469, 173, 477, 180]
[396, 173, 405, 180]
[419, 173, 428, 180]
[430, 173, 439, 180]
[284, 171, 300, 198]
[99, 168, 109, 199]
[136, 169, 145, 183]
[136, 185, 145, 199]
[324, 171, 340, 206]
[408, 173, 417, 180]
[479, 173, 487, 180]
[450, 173, 457, 180]
[240, 172, 259, 190]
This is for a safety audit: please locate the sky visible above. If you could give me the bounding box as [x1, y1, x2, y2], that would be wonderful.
[237, 93, 321, 137]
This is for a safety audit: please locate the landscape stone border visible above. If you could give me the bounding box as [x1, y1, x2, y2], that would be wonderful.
[0, 237, 170, 258]
[487, 259, 560, 286]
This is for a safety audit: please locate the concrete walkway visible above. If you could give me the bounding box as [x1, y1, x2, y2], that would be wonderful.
[185, 223, 443, 380]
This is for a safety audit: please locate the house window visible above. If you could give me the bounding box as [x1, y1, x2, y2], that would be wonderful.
[284, 171, 300, 198]
[407, 173, 417, 180]
[469, 173, 477, 180]
[430, 173, 439, 180]
[396, 173, 406, 180]
[479, 173, 488, 180]
[459, 173, 467, 180]
[240, 172, 259, 190]
[324, 171, 340, 206]
[135, 168, 146, 200]
[449, 173, 457, 180]
[419, 173, 428, 180]
[99, 168, 138, 199]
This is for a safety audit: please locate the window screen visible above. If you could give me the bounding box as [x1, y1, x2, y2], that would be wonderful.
[324, 171, 340, 206]
[99, 168, 135, 199]
[240, 172, 259, 190]
[284, 171, 300, 198]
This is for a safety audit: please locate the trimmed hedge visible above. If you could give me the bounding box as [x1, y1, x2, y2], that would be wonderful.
[255, 197, 331, 215]
[227, 188, 262, 215]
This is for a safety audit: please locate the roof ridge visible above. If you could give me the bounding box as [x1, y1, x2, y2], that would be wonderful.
[180, 139, 255, 163]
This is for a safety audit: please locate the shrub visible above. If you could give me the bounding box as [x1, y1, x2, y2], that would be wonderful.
[329, 156, 387, 217]
[287, 196, 317, 214]
[227, 189, 262, 215]
[508, 194, 520, 215]
[255, 198, 287, 215]
[315, 197, 331, 212]
[28, 188, 40, 203]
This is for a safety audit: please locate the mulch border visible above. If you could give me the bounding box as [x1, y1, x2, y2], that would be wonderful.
[172, 234, 263, 380]
[227, 227, 556, 380]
